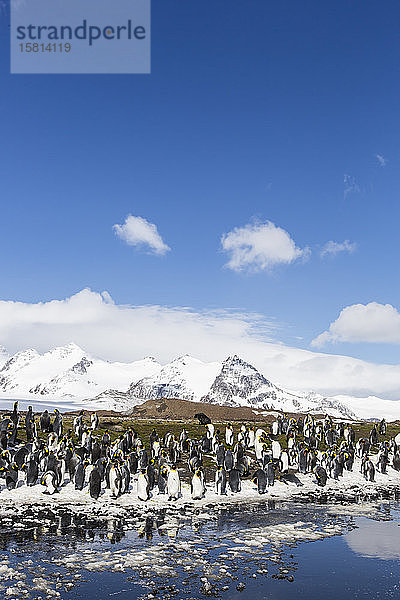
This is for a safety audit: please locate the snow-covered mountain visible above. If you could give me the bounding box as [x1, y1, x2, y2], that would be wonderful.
[0, 343, 161, 402]
[201, 355, 355, 418]
[94, 353, 355, 418]
[128, 355, 221, 402]
[0, 343, 399, 420]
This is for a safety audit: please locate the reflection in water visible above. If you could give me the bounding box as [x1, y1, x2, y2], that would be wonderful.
[346, 517, 400, 560]
[0, 501, 399, 599]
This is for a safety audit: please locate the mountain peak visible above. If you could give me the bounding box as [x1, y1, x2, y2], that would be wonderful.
[47, 342, 85, 359]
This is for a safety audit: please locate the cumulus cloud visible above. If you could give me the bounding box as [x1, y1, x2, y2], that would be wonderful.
[3, 289, 400, 400]
[312, 302, 400, 347]
[376, 154, 387, 167]
[113, 215, 170, 255]
[221, 220, 310, 273]
[320, 240, 357, 258]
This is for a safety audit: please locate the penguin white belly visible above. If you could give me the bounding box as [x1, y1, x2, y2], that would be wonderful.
[153, 441, 161, 457]
[137, 473, 149, 501]
[167, 470, 181, 499]
[109, 468, 121, 497]
[255, 441, 263, 461]
[191, 474, 205, 499]
[272, 441, 281, 460]
[280, 451, 289, 472]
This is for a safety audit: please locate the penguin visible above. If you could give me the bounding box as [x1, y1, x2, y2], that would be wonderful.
[206, 423, 215, 439]
[361, 456, 375, 482]
[89, 467, 102, 499]
[74, 460, 86, 490]
[53, 409, 63, 438]
[24, 455, 39, 486]
[128, 452, 138, 475]
[91, 440, 101, 464]
[179, 429, 189, 453]
[41, 470, 58, 495]
[325, 429, 334, 447]
[271, 421, 279, 436]
[272, 440, 281, 461]
[91, 412, 99, 430]
[225, 424, 234, 446]
[369, 426, 378, 447]
[167, 467, 181, 500]
[201, 436, 211, 454]
[340, 450, 352, 471]
[146, 460, 156, 490]
[25, 406, 35, 442]
[228, 468, 241, 493]
[152, 440, 161, 459]
[68, 451, 80, 482]
[95, 457, 107, 481]
[314, 465, 327, 487]
[102, 430, 111, 448]
[224, 449, 234, 472]
[9, 402, 19, 445]
[157, 465, 168, 495]
[298, 448, 308, 474]
[46, 451, 62, 485]
[4, 463, 18, 490]
[40, 409, 51, 433]
[330, 455, 342, 480]
[14, 446, 29, 469]
[191, 469, 206, 500]
[393, 451, 400, 471]
[307, 450, 317, 473]
[237, 455, 251, 477]
[120, 463, 131, 494]
[377, 452, 389, 474]
[137, 469, 150, 501]
[74, 415, 83, 440]
[109, 463, 122, 498]
[0, 429, 9, 450]
[215, 443, 225, 467]
[280, 450, 289, 474]
[139, 448, 149, 470]
[247, 427, 255, 448]
[266, 462, 276, 487]
[215, 467, 227, 495]
[252, 468, 267, 494]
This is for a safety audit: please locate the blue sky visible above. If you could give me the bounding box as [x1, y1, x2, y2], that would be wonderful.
[1, 0, 400, 370]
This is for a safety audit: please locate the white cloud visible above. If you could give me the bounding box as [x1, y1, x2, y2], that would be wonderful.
[3, 289, 400, 400]
[113, 215, 170, 255]
[376, 154, 387, 167]
[221, 220, 310, 273]
[312, 302, 400, 347]
[344, 174, 360, 199]
[320, 240, 357, 258]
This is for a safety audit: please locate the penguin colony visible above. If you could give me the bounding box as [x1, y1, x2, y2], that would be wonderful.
[0, 401, 398, 501]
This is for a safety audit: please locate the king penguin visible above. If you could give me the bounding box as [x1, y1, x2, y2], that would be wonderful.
[167, 467, 181, 500]
[215, 467, 227, 495]
[89, 467, 102, 499]
[191, 469, 206, 500]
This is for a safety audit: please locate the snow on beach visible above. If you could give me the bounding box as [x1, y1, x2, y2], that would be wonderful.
[0, 455, 399, 515]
